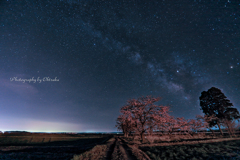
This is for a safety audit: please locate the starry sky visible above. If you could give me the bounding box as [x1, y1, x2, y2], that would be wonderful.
[0, 0, 240, 132]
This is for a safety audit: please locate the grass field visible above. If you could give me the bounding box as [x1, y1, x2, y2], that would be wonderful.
[0, 133, 112, 160]
[140, 140, 240, 160]
[0, 134, 106, 145]
[1, 132, 240, 159]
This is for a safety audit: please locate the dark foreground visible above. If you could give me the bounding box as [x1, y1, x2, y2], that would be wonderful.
[140, 140, 240, 160]
[1, 133, 240, 160]
[0, 133, 111, 160]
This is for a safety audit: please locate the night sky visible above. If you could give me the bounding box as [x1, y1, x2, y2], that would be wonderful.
[1, 0, 240, 132]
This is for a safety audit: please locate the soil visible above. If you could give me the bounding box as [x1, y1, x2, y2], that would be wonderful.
[104, 137, 151, 160]
[104, 137, 240, 160]
[139, 137, 240, 148]
[1, 136, 240, 160]
[0, 137, 109, 160]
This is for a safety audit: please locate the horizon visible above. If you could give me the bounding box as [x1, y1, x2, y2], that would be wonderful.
[2, 127, 239, 133]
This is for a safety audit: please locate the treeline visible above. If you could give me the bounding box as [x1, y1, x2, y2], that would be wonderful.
[116, 87, 240, 140]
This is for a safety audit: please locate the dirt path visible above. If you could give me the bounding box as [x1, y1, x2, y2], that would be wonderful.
[71, 137, 141, 160]
[73, 137, 240, 160]
[106, 138, 138, 160]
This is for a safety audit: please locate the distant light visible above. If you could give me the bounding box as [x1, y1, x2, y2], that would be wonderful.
[177, 70, 179, 73]
[230, 66, 233, 69]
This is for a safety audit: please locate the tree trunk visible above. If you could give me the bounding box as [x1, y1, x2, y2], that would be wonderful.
[217, 122, 223, 135]
[140, 132, 143, 140]
[149, 127, 153, 136]
[123, 128, 128, 137]
[225, 121, 233, 137]
[210, 129, 215, 137]
[140, 131, 145, 143]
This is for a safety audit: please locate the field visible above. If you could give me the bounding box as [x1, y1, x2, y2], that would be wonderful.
[0, 133, 112, 160]
[70, 132, 240, 160]
[140, 140, 240, 160]
[1, 132, 240, 159]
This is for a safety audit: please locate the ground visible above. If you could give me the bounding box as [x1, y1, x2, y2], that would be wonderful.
[0, 133, 240, 160]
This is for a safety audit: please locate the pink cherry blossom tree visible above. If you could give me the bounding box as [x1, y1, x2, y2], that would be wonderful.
[116, 114, 133, 137]
[116, 96, 171, 141]
[196, 114, 218, 135]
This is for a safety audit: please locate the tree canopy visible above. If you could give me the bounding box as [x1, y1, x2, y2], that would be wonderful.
[116, 96, 171, 140]
[199, 87, 240, 134]
[116, 95, 206, 140]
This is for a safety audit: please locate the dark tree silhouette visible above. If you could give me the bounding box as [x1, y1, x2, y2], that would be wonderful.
[199, 87, 240, 135]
